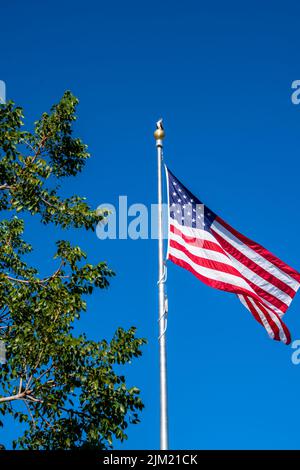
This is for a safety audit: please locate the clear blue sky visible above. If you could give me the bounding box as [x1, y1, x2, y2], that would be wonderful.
[2, 0, 300, 450]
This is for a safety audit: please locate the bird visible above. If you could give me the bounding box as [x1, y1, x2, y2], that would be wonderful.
[156, 119, 164, 130]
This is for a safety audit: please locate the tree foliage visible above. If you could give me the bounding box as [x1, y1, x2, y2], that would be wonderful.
[0, 92, 146, 449]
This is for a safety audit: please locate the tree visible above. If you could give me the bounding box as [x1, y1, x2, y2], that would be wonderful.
[0, 92, 146, 449]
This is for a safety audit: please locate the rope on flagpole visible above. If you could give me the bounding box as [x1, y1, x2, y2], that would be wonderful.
[157, 261, 167, 285]
[156, 144, 169, 342]
[158, 262, 168, 339]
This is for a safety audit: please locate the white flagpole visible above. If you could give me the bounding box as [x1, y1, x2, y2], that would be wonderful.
[154, 119, 169, 450]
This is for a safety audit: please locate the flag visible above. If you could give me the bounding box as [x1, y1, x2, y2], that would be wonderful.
[166, 167, 300, 344]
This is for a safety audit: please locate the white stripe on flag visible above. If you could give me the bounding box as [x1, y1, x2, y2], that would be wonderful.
[226, 252, 293, 306]
[169, 245, 257, 293]
[238, 295, 275, 340]
[169, 230, 231, 265]
[211, 220, 299, 291]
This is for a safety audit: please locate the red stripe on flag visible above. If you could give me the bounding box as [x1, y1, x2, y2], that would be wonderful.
[211, 228, 297, 299]
[170, 223, 226, 255]
[216, 216, 300, 283]
[169, 253, 265, 301]
[170, 239, 244, 278]
[258, 299, 291, 344]
[171, 236, 289, 314]
[246, 279, 288, 314]
[242, 296, 280, 342]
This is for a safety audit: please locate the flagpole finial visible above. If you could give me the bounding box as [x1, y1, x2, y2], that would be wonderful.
[154, 118, 165, 142]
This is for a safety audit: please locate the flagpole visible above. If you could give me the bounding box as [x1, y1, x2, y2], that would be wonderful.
[154, 119, 169, 450]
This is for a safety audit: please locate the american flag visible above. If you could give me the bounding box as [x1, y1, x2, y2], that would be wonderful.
[166, 167, 300, 344]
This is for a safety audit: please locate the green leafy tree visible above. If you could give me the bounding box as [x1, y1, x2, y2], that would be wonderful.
[0, 92, 146, 449]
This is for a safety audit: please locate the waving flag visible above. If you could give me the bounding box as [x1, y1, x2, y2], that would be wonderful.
[166, 167, 300, 344]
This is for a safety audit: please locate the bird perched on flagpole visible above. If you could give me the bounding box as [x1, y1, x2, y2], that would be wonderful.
[156, 118, 164, 130]
[154, 119, 165, 143]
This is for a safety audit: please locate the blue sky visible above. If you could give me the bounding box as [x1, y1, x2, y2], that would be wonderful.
[2, 0, 300, 449]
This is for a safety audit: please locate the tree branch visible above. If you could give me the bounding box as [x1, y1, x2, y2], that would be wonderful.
[35, 364, 55, 383]
[19, 138, 35, 154]
[23, 399, 36, 429]
[18, 377, 23, 395]
[25, 394, 42, 403]
[5, 261, 67, 285]
[41, 197, 58, 209]
[0, 389, 33, 404]
[31, 132, 52, 163]
[38, 411, 54, 430]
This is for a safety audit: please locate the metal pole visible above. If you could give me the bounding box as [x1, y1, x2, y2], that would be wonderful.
[154, 119, 169, 450]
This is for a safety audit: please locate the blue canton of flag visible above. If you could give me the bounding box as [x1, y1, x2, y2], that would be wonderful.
[168, 169, 216, 232]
